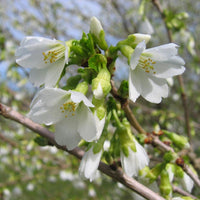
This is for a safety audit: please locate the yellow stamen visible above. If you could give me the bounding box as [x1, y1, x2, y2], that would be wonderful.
[139, 56, 156, 74]
[42, 44, 65, 64]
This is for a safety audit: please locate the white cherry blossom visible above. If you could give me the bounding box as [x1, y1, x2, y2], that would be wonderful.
[28, 88, 98, 150]
[129, 41, 185, 103]
[79, 147, 102, 182]
[120, 139, 149, 177]
[16, 36, 68, 87]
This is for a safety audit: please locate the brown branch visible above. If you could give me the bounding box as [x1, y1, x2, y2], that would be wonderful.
[0, 132, 17, 147]
[0, 103, 165, 200]
[151, 0, 191, 143]
[172, 185, 197, 199]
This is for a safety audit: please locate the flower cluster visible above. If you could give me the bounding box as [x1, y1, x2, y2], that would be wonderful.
[16, 16, 185, 186]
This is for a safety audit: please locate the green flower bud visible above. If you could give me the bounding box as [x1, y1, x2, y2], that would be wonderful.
[92, 68, 111, 99]
[160, 169, 172, 197]
[163, 130, 190, 149]
[90, 17, 108, 50]
[119, 45, 134, 61]
[163, 151, 177, 163]
[96, 105, 106, 120]
[117, 33, 151, 49]
[117, 126, 136, 153]
[175, 165, 184, 178]
[148, 163, 166, 182]
[75, 81, 88, 95]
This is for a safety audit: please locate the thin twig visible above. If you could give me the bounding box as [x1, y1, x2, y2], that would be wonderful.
[0, 103, 165, 200]
[172, 185, 197, 199]
[0, 133, 18, 147]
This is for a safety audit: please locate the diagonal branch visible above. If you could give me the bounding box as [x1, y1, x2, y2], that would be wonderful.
[0, 103, 165, 200]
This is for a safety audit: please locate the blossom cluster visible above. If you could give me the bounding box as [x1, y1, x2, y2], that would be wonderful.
[16, 16, 187, 195]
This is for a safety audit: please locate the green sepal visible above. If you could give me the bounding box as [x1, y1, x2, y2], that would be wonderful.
[96, 105, 106, 120]
[107, 97, 117, 113]
[163, 130, 189, 149]
[163, 151, 177, 163]
[93, 143, 103, 154]
[148, 163, 166, 182]
[175, 165, 184, 178]
[118, 80, 129, 98]
[63, 75, 82, 90]
[119, 45, 134, 61]
[98, 30, 108, 50]
[74, 81, 88, 95]
[88, 54, 107, 72]
[34, 136, 48, 146]
[160, 169, 172, 197]
[78, 67, 96, 83]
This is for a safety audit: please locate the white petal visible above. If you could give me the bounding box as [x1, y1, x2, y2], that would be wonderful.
[77, 105, 97, 142]
[121, 141, 149, 177]
[79, 147, 102, 181]
[55, 118, 81, 150]
[181, 172, 194, 193]
[28, 88, 68, 125]
[129, 69, 141, 102]
[130, 68, 168, 103]
[141, 75, 168, 103]
[153, 60, 185, 79]
[64, 45, 69, 64]
[29, 57, 65, 87]
[93, 83, 104, 100]
[144, 43, 179, 61]
[70, 91, 94, 108]
[94, 112, 105, 140]
[130, 41, 146, 70]
[121, 149, 137, 177]
[16, 36, 59, 69]
[134, 139, 149, 170]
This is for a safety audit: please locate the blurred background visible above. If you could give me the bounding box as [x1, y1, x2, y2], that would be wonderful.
[0, 0, 200, 199]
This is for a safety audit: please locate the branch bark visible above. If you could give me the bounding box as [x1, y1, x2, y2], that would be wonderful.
[0, 103, 165, 200]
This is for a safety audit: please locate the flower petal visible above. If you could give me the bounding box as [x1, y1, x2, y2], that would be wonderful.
[70, 91, 94, 108]
[141, 75, 168, 103]
[79, 147, 102, 181]
[130, 68, 168, 103]
[129, 69, 141, 102]
[28, 88, 68, 125]
[29, 57, 65, 87]
[144, 43, 179, 61]
[121, 149, 137, 177]
[77, 104, 97, 142]
[130, 41, 146, 70]
[153, 60, 185, 79]
[94, 112, 105, 140]
[55, 118, 82, 150]
[134, 139, 149, 170]
[16, 36, 59, 69]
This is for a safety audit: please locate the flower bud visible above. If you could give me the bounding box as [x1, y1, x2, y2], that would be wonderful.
[92, 68, 111, 99]
[160, 169, 172, 197]
[119, 45, 134, 61]
[117, 33, 151, 49]
[163, 130, 190, 149]
[90, 17, 108, 50]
